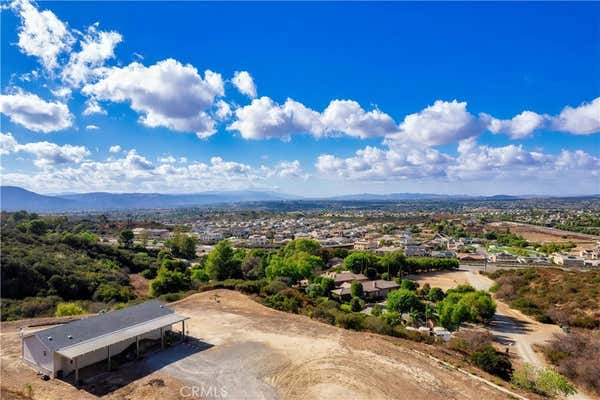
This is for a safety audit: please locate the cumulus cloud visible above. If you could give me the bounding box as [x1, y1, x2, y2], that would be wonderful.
[385, 100, 484, 146]
[0, 132, 19, 155]
[0, 132, 90, 167]
[550, 97, 600, 135]
[108, 145, 122, 153]
[82, 97, 107, 116]
[61, 22, 122, 87]
[228, 96, 398, 140]
[232, 71, 257, 98]
[482, 110, 547, 139]
[82, 59, 225, 138]
[449, 137, 600, 181]
[316, 145, 452, 181]
[85, 124, 99, 130]
[10, 0, 74, 71]
[262, 160, 307, 179]
[215, 100, 233, 120]
[1, 148, 306, 193]
[0, 90, 73, 132]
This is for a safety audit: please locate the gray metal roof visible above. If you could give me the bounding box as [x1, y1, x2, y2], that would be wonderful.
[33, 300, 178, 352]
[56, 313, 188, 359]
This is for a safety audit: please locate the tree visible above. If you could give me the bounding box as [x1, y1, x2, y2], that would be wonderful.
[167, 233, 197, 259]
[350, 280, 364, 298]
[343, 252, 379, 274]
[400, 279, 418, 291]
[205, 240, 242, 281]
[320, 277, 335, 296]
[471, 346, 513, 380]
[265, 252, 321, 283]
[350, 296, 363, 312]
[284, 238, 321, 257]
[150, 268, 191, 296]
[380, 251, 406, 277]
[387, 289, 422, 314]
[118, 229, 134, 248]
[428, 287, 446, 302]
[28, 219, 48, 235]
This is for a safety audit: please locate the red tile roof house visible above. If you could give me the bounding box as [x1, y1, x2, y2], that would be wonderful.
[331, 279, 400, 300]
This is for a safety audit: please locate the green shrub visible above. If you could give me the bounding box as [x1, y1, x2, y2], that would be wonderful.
[191, 268, 209, 282]
[311, 306, 336, 325]
[362, 315, 393, 335]
[512, 364, 576, 397]
[350, 296, 363, 312]
[261, 280, 288, 296]
[371, 303, 382, 317]
[335, 312, 364, 330]
[235, 279, 266, 294]
[55, 302, 85, 317]
[471, 346, 513, 380]
[140, 268, 157, 279]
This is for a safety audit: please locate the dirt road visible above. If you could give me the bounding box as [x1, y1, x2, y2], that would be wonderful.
[414, 268, 594, 400]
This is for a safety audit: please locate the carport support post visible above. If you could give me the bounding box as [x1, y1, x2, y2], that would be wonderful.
[107, 345, 111, 371]
[160, 327, 164, 349]
[136, 335, 140, 359]
[181, 320, 186, 342]
[74, 357, 79, 384]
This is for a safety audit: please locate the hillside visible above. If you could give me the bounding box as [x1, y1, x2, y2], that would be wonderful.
[0, 290, 521, 400]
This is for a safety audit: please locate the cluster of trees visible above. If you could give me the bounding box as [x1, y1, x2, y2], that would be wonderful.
[437, 285, 496, 330]
[343, 251, 458, 278]
[0, 212, 159, 320]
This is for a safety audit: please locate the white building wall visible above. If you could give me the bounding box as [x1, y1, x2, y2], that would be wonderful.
[23, 336, 53, 375]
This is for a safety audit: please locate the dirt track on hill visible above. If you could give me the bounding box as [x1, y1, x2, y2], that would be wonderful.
[0, 289, 524, 400]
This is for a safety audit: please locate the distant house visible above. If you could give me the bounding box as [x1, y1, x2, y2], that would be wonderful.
[322, 271, 368, 287]
[553, 255, 585, 268]
[331, 279, 399, 300]
[21, 300, 188, 382]
[488, 252, 517, 264]
[404, 245, 430, 257]
[353, 239, 377, 251]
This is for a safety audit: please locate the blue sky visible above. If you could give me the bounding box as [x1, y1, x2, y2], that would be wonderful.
[1, 1, 599, 196]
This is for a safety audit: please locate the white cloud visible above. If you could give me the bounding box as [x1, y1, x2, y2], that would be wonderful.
[449, 137, 600, 181]
[215, 100, 233, 120]
[50, 86, 72, 99]
[228, 96, 397, 140]
[1, 132, 90, 167]
[83, 59, 224, 138]
[228, 96, 320, 140]
[61, 23, 122, 87]
[262, 160, 307, 179]
[482, 110, 547, 139]
[320, 100, 398, 139]
[85, 124, 99, 130]
[551, 97, 600, 135]
[0, 132, 19, 155]
[158, 155, 177, 163]
[1, 149, 305, 193]
[316, 145, 452, 181]
[83, 97, 107, 116]
[10, 0, 74, 71]
[232, 71, 257, 98]
[108, 145, 122, 153]
[386, 100, 483, 146]
[0, 90, 73, 132]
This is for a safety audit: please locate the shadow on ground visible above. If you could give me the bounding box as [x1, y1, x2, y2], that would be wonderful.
[61, 337, 213, 397]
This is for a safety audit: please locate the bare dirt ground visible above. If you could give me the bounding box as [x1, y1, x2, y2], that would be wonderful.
[408, 270, 470, 291]
[1, 290, 523, 400]
[486, 222, 600, 250]
[129, 273, 151, 297]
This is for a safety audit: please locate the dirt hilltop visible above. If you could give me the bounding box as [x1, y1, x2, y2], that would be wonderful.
[2, 290, 522, 400]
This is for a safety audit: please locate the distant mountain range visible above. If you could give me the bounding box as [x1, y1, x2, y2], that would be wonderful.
[0, 186, 296, 212]
[1, 186, 597, 212]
